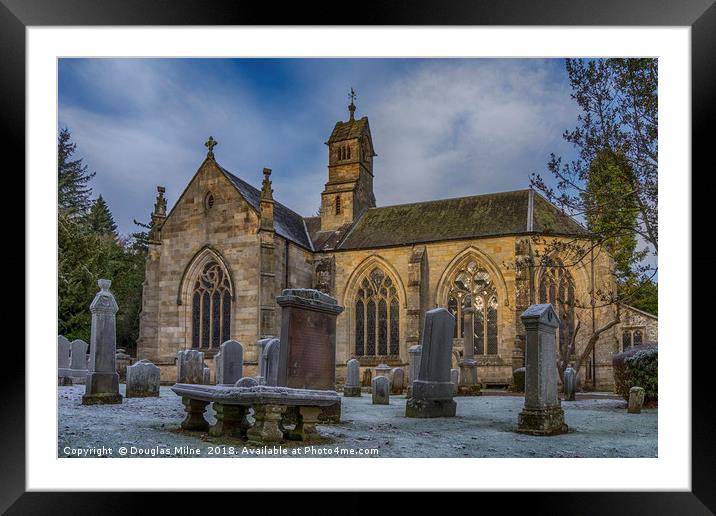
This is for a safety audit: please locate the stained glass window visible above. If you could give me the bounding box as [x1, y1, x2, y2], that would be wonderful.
[192, 260, 232, 349]
[446, 260, 498, 355]
[354, 267, 400, 357]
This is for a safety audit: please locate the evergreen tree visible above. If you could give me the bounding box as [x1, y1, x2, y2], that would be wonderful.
[58, 128, 95, 217]
[87, 195, 118, 236]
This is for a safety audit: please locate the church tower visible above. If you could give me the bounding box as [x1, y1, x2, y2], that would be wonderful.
[320, 90, 376, 231]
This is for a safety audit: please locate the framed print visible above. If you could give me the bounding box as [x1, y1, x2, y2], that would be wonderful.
[4, 0, 712, 512]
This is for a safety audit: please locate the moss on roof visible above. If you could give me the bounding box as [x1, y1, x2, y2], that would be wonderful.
[326, 117, 369, 143]
[330, 189, 586, 250]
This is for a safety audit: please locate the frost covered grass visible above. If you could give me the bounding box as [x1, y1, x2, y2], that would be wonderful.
[58, 385, 657, 458]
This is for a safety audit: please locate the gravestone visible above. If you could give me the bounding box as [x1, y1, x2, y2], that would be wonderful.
[407, 344, 422, 397]
[516, 304, 568, 435]
[70, 339, 90, 383]
[563, 366, 577, 401]
[458, 305, 481, 395]
[405, 308, 457, 418]
[126, 359, 160, 397]
[58, 335, 72, 385]
[362, 368, 372, 387]
[216, 340, 244, 384]
[628, 386, 645, 414]
[116, 348, 132, 381]
[343, 358, 361, 397]
[262, 338, 281, 387]
[390, 368, 405, 395]
[276, 289, 344, 390]
[82, 279, 123, 405]
[375, 363, 391, 379]
[450, 368, 459, 395]
[256, 337, 273, 378]
[177, 349, 205, 384]
[203, 366, 211, 384]
[512, 367, 526, 392]
[371, 375, 390, 405]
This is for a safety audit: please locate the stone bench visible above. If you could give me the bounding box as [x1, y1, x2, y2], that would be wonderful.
[171, 383, 341, 445]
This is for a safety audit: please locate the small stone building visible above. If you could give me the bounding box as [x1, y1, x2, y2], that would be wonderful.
[137, 100, 656, 390]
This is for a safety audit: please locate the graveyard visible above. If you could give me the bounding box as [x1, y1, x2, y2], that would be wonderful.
[57, 282, 657, 459]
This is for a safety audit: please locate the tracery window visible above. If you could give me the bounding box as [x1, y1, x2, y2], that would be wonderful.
[538, 262, 576, 355]
[191, 260, 232, 349]
[622, 327, 645, 351]
[446, 260, 499, 355]
[355, 267, 400, 357]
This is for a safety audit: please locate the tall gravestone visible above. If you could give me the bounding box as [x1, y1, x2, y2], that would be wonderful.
[516, 304, 568, 435]
[406, 344, 422, 397]
[276, 289, 344, 390]
[563, 366, 577, 401]
[126, 359, 161, 397]
[177, 349, 205, 384]
[458, 305, 481, 395]
[343, 358, 362, 397]
[263, 338, 281, 386]
[82, 279, 122, 405]
[216, 340, 244, 384]
[405, 308, 457, 418]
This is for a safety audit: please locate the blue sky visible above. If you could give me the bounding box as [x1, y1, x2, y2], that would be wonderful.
[58, 58, 580, 235]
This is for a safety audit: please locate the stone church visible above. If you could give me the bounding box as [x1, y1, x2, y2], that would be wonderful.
[137, 99, 657, 390]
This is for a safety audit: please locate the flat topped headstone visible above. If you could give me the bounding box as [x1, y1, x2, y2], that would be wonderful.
[276, 288, 344, 391]
[406, 308, 457, 418]
[371, 376, 390, 405]
[126, 359, 160, 398]
[171, 383, 341, 407]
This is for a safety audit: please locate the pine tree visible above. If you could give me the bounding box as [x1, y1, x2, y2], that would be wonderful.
[58, 127, 95, 217]
[87, 195, 118, 236]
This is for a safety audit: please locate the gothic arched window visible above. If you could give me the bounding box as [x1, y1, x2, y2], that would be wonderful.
[335, 195, 342, 215]
[355, 267, 400, 358]
[192, 260, 232, 348]
[446, 260, 498, 355]
[539, 261, 576, 356]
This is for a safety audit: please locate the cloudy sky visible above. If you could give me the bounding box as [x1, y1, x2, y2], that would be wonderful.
[58, 58, 580, 235]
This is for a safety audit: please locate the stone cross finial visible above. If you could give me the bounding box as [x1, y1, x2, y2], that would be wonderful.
[205, 136, 218, 158]
[348, 88, 357, 120]
[153, 185, 167, 217]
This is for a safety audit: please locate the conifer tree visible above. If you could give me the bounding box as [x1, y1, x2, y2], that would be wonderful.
[87, 195, 118, 236]
[58, 128, 95, 217]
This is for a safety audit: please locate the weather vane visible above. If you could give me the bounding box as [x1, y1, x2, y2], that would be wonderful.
[348, 88, 357, 120]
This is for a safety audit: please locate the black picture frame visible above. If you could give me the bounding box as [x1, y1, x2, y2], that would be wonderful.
[4, 0, 711, 513]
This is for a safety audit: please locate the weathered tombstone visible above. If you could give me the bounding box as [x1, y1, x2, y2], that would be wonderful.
[458, 305, 481, 395]
[451, 368, 459, 395]
[563, 366, 577, 401]
[407, 344, 422, 397]
[256, 337, 273, 378]
[512, 367, 526, 392]
[203, 366, 211, 384]
[371, 375, 390, 405]
[276, 289, 344, 390]
[390, 368, 405, 395]
[362, 368, 373, 387]
[405, 308, 457, 418]
[58, 335, 72, 385]
[262, 338, 281, 387]
[343, 358, 362, 397]
[375, 363, 391, 379]
[216, 340, 244, 384]
[176, 349, 205, 384]
[628, 386, 645, 414]
[82, 279, 123, 405]
[69, 339, 90, 382]
[126, 359, 160, 397]
[516, 304, 568, 435]
[115, 347, 132, 381]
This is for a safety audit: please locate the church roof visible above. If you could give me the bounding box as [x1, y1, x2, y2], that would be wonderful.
[326, 116, 370, 143]
[218, 166, 314, 250]
[309, 189, 586, 251]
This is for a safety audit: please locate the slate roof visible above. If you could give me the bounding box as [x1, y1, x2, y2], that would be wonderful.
[310, 189, 586, 251]
[326, 116, 370, 143]
[218, 166, 313, 250]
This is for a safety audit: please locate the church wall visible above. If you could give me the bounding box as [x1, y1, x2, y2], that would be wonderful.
[271, 236, 314, 344]
[137, 161, 262, 380]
